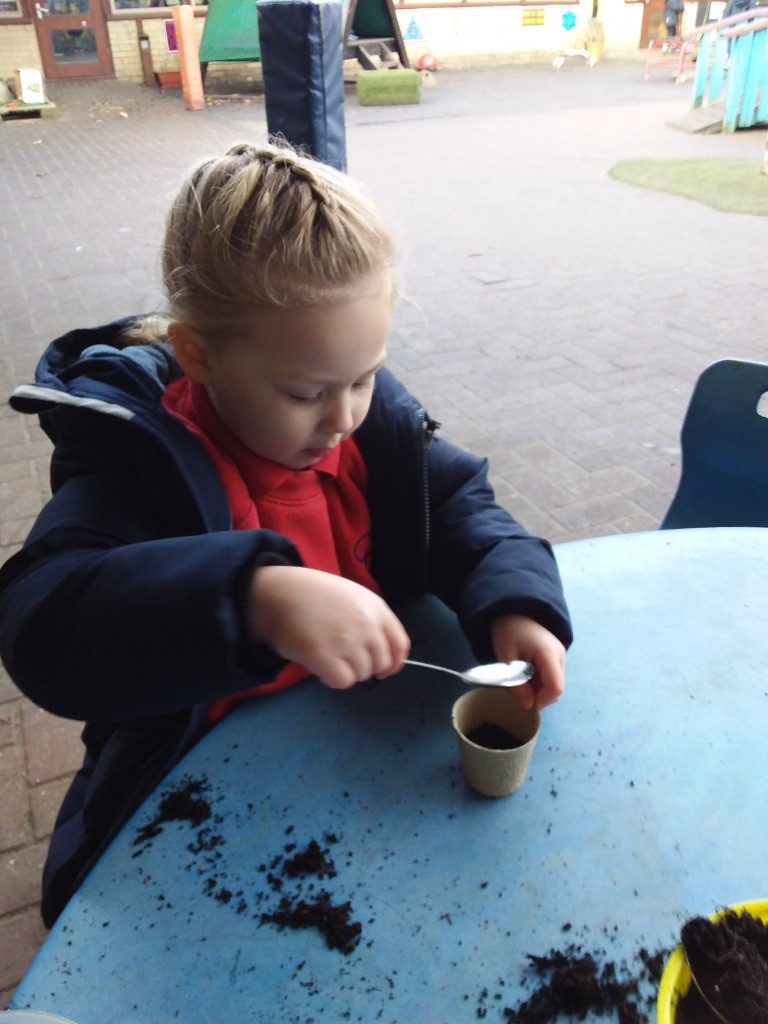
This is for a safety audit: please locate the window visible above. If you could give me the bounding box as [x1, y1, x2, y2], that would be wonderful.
[111, 0, 207, 10]
[0, 0, 23, 15]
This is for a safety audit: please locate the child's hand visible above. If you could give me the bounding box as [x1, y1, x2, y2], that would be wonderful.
[490, 614, 566, 710]
[249, 566, 410, 690]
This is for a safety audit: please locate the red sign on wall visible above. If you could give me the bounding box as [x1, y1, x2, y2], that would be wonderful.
[164, 19, 178, 53]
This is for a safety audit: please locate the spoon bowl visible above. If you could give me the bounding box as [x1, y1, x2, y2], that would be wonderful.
[404, 658, 535, 688]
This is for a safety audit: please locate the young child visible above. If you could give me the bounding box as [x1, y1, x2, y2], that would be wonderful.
[0, 142, 572, 927]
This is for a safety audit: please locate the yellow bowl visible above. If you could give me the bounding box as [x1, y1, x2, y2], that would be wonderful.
[656, 898, 768, 1024]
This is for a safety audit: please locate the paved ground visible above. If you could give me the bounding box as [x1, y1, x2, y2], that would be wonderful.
[1, 59, 766, 1005]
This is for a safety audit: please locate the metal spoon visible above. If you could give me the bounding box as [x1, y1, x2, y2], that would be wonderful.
[403, 658, 535, 688]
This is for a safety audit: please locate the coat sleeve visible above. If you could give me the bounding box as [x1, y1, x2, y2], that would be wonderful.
[360, 369, 572, 664]
[426, 438, 573, 662]
[0, 468, 301, 723]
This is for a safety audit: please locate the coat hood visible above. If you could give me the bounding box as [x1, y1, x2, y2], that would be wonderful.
[10, 317, 180, 424]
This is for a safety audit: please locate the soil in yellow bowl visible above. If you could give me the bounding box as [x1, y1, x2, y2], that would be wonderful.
[657, 899, 768, 1024]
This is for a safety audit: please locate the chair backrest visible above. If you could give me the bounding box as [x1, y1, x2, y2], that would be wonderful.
[660, 358, 768, 529]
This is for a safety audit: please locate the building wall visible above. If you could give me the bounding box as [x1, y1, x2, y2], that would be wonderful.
[106, 16, 216, 84]
[398, 2, 588, 65]
[106, 20, 142, 84]
[1, 1, 697, 88]
[395, 0, 687, 65]
[103, 17, 201, 84]
[598, 1, 644, 51]
[0, 23, 41, 82]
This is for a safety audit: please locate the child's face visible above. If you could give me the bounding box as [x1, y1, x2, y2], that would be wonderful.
[203, 274, 392, 470]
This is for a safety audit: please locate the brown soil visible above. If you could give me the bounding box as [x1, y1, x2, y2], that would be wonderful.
[282, 838, 337, 880]
[676, 911, 768, 1024]
[132, 778, 361, 954]
[132, 775, 213, 847]
[258, 835, 362, 955]
[260, 890, 362, 954]
[501, 944, 665, 1023]
[467, 722, 524, 750]
[143, 779, 768, 1023]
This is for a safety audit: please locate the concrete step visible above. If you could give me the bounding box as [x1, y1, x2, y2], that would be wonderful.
[1, 100, 57, 122]
[667, 99, 725, 134]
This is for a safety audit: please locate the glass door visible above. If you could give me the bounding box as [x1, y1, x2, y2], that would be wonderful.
[33, 0, 114, 80]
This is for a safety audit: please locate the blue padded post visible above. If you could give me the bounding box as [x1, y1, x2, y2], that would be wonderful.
[256, 0, 347, 171]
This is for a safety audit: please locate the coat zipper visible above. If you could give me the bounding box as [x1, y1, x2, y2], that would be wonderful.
[420, 410, 439, 557]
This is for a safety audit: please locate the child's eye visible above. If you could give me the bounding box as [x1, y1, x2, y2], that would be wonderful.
[287, 392, 321, 404]
[353, 374, 375, 391]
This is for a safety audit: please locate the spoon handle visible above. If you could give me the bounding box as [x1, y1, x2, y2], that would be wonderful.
[402, 659, 464, 680]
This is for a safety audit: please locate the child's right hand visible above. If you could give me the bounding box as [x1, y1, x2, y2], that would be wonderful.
[248, 565, 410, 690]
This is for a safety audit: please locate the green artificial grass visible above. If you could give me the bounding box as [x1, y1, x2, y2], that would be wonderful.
[608, 157, 768, 216]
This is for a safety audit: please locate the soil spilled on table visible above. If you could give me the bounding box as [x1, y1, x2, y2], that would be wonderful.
[133, 776, 361, 954]
[676, 910, 768, 1024]
[258, 834, 361, 954]
[502, 911, 768, 1024]
[499, 943, 665, 1023]
[132, 776, 212, 846]
[134, 780, 765, 1020]
[260, 889, 361, 955]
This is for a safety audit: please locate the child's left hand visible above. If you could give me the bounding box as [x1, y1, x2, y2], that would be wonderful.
[490, 614, 566, 710]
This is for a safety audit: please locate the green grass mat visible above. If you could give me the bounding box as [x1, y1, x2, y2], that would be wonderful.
[608, 157, 768, 216]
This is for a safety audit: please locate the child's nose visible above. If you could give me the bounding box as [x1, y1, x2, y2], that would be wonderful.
[321, 392, 354, 435]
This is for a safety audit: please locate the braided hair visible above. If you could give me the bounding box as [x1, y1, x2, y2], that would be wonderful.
[156, 141, 397, 341]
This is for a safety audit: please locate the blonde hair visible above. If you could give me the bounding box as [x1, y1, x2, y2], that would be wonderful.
[140, 141, 397, 344]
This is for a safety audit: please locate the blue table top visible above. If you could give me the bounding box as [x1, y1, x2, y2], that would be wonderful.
[12, 527, 768, 1024]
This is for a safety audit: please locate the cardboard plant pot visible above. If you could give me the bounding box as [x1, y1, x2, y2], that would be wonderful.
[452, 688, 540, 798]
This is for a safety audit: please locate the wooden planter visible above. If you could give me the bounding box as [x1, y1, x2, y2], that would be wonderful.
[155, 71, 182, 89]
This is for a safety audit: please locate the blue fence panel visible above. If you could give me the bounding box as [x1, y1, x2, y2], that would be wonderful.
[692, 31, 712, 107]
[758, 31, 768, 122]
[708, 33, 729, 101]
[739, 30, 763, 126]
[691, 17, 768, 131]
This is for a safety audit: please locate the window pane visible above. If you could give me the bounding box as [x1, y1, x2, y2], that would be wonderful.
[50, 27, 98, 63]
[50, 0, 90, 11]
[111, 0, 207, 9]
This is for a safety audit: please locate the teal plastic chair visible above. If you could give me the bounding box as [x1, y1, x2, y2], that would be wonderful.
[660, 359, 768, 529]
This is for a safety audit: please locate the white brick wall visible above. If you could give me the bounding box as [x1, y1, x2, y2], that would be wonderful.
[107, 20, 143, 83]
[108, 18, 200, 82]
[108, 17, 210, 81]
[0, 24, 42, 83]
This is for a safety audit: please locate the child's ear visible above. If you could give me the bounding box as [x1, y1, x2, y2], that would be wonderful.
[168, 323, 212, 384]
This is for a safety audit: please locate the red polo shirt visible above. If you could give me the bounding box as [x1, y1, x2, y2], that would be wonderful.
[162, 377, 379, 727]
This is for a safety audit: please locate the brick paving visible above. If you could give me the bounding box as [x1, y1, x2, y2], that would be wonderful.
[1, 60, 766, 1005]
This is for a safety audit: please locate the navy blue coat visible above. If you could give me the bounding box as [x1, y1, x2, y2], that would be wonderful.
[0, 318, 572, 925]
